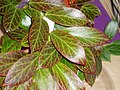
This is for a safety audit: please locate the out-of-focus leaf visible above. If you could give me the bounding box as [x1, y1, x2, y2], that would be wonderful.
[77, 47, 96, 74]
[0, 16, 2, 24]
[51, 62, 85, 90]
[81, 4, 101, 21]
[33, 69, 58, 90]
[112, 40, 120, 44]
[38, 42, 62, 68]
[45, 7, 87, 27]
[105, 19, 118, 39]
[29, 15, 49, 53]
[3, 5, 24, 31]
[50, 30, 86, 65]
[0, 51, 26, 76]
[4, 52, 39, 86]
[62, 27, 109, 46]
[7, 28, 28, 42]
[29, 0, 64, 12]
[1, 35, 21, 53]
[77, 70, 85, 81]
[0, 77, 5, 86]
[100, 47, 111, 62]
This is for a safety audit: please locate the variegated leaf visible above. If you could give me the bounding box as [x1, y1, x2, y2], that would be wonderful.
[63, 27, 109, 46]
[38, 42, 62, 68]
[0, 51, 26, 76]
[45, 7, 87, 26]
[50, 30, 86, 65]
[29, 15, 49, 52]
[4, 52, 39, 86]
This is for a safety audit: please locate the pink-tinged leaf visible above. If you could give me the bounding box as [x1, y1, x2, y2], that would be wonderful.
[4, 52, 39, 86]
[38, 42, 62, 68]
[45, 7, 87, 27]
[51, 62, 85, 90]
[29, 15, 49, 53]
[50, 30, 86, 65]
[63, 27, 110, 46]
[77, 47, 96, 74]
[0, 51, 26, 76]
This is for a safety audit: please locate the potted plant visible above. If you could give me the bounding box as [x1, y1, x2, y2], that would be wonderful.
[0, 0, 119, 90]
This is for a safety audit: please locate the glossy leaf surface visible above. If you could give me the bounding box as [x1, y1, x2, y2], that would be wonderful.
[0, 51, 26, 76]
[45, 7, 87, 26]
[38, 42, 62, 68]
[50, 30, 86, 65]
[4, 53, 39, 86]
[63, 27, 109, 46]
[29, 15, 49, 52]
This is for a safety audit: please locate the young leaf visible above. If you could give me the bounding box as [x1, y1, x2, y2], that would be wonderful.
[38, 42, 62, 68]
[0, 51, 26, 76]
[4, 52, 39, 86]
[50, 30, 86, 65]
[81, 4, 101, 21]
[62, 27, 109, 46]
[45, 7, 87, 26]
[3, 5, 24, 31]
[77, 47, 96, 74]
[51, 63, 85, 90]
[1, 35, 21, 53]
[105, 19, 118, 39]
[29, 15, 49, 52]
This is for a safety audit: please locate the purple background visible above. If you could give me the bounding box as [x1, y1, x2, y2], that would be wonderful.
[92, 0, 120, 41]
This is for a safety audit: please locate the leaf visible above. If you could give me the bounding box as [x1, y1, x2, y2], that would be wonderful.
[7, 28, 28, 42]
[38, 42, 62, 68]
[3, 5, 24, 31]
[100, 47, 111, 62]
[21, 34, 29, 47]
[77, 47, 96, 74]
[62, 27, 109, 46]
[77, 70, 85, 81]
[51, 62, 85, 90]
[0, 77, 5, 86]
[1, 34, 21, 53]
[0, 51, 26, 76]
[4, 52, 39, 86]
[105, 19, 118, 39]
[50, 30, 86, 65]
[29, 0, 63, 12]
[45, 7, 87, 27]
[81, 4, 101, 21]
[76, 0, 92, 5]
[105, 43, 120, 55]
[29, 15, 49, 52]
[112, 40, 120, 44]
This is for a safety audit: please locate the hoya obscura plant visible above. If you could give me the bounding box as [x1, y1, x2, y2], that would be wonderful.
[0, 0, 120, 90]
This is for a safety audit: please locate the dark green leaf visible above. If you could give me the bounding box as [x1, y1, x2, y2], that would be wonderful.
[50, 30, 86, 65]
[38, 42, 62, 68]
[45, 7, 87, 26]
[105, 19, 118, 39]
[0, 51, 26, 76]
[29, 15, 49, 52]
[4, 52, 39, 86]
[62, 27, 109, 46]
[1, 34, 21, 53]
[51, 62, 85, 90]
[81, 4, 101, 21]
[77, 70, 85, 81]
[112, 40, 120, 44]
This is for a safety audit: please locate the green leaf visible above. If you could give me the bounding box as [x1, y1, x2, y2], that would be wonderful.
[21, 34, 29, 47]
[81, 4, 101, 21]
[7, 28, 28, 42]
[38, 42, 62, 68]
[1, 34, 21, 53]
[50, 30, 86, 65]
[4, 52, 39, 86]
[29, 15, 49, 52]
[77, 70, 85, 81]
[112, 40, 120, 44]
[3, 6, 24, 31]
[45, 7, 87, 26]
[76, 0, 92, 5]
[105, 43, 120, 55]
[0, 51, 26, 76]
[0, 77, 5, 87]
[51, 63, 85, 90]
[105, 19, 118, 39]
[62, 27, 109, 46]
[77, 47, 96, 74]
[0, 16, 2, 24]
[100, 47, 111, 62]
